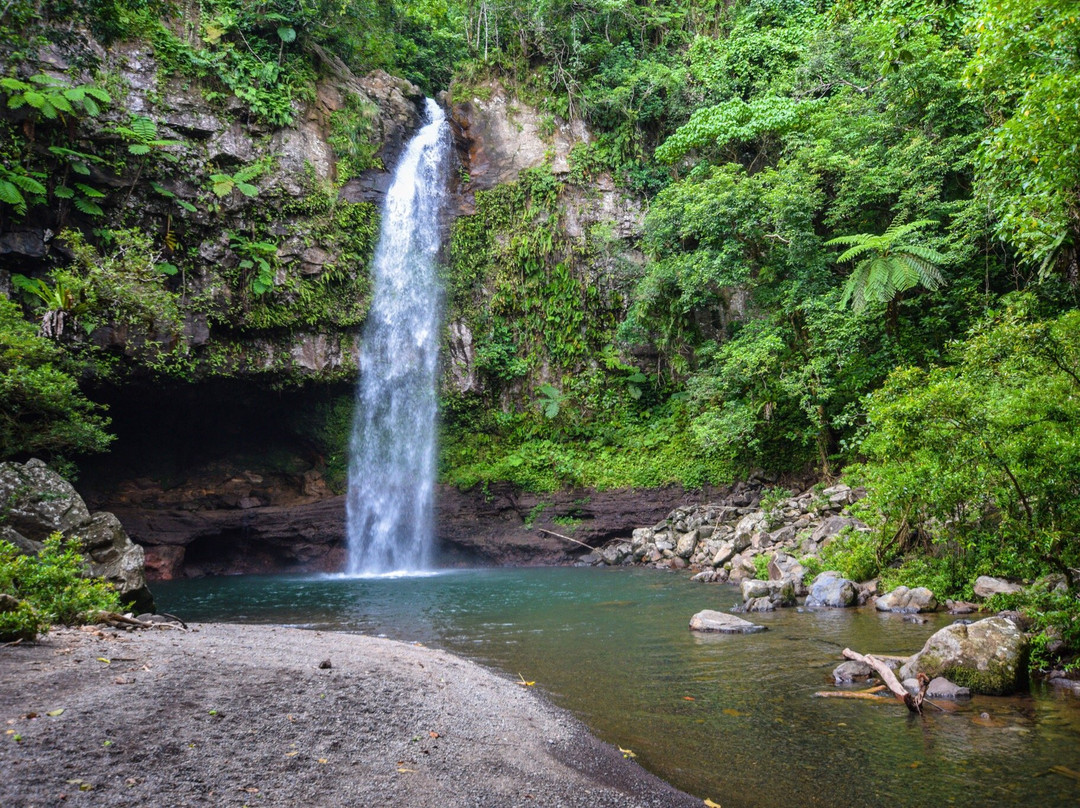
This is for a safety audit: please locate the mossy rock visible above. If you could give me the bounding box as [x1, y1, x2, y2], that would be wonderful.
[900, 616, 1028, 695]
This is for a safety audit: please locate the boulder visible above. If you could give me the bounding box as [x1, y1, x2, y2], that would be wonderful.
[675, 531, 697, 559]
[688, 610, 767, 634]
[0, 460, 154, 611]
[809, 516, 864, 546]
[973, 576, 1024, 599]
[712, 541, 736, 567]
[926, 677, 971, 699]
[899, 616, 1028, 695]
[804, 571, 859, 608]
[833, 660, 874, 683]
[600, 542, 632, 566]
[875, 586, 938, 613]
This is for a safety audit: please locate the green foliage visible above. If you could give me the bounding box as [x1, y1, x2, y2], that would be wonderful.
[827, 218, 946, 311]
[852, 295, 1080, 592]
[328, 94, 382, 178]
[0, 74, 111, 120]
[0, 297, 113, 463]
[964, 0, 1080, 272]
[229, 232, 277, 295]
[210, 163, 264, 198]
[752, 553, 770, 581]
[817, 527, 880, 583]
[0, 534, 121, 640]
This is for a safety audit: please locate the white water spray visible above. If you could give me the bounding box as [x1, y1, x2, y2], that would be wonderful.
[345, 99, 450, 575]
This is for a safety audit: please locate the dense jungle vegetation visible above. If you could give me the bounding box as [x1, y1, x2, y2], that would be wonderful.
[1, 1, 1078, 658]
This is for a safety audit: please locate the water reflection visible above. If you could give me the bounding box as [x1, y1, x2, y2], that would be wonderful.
[155, 567, 1080, 808]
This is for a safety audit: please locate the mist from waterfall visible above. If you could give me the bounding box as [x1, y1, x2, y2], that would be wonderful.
[345, 98, 450, 575]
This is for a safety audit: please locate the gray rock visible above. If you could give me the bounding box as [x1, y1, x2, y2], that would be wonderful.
[600, 542, 633, 566]
[712, 541, 736, 567]
[0, 459, 91, 540]
[926, 677, 970, 699]
[875, 585, 938, 613]
[0, 459, 154, 611]
[945, 599, 979, 614]
[810, 516, 863, 545]
[973, 575, 1024, 599]
[833, 660, 874, 683]
[805, 571, 859, 608]
[744, 597, 775, 612]
[675, 532, 697, 559]
[688, 610, 767, 634]
[899, 615, 1028, 695]
[690, 569, 728, 583]
[741, 579, 771, 600]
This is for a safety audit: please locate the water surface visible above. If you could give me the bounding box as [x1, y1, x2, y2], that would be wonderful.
[155, 567, 1080, 807]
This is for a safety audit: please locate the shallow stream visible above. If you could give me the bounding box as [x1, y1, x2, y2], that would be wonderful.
[155, 567, 1080, 807]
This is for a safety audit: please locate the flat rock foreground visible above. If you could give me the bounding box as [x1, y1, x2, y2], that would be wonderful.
[0, 624, 700, 808]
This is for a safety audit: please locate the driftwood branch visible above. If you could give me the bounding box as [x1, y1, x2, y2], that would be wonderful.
[537, 528, 594, 551]
[843, 648, 928, 713]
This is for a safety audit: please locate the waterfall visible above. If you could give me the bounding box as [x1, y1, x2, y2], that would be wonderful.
[345, 98, 450, 575]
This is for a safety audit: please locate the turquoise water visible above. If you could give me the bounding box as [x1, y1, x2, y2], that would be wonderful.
[154, 567, 1080, 807]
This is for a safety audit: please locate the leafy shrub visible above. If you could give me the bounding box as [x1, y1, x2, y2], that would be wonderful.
[0, 534, 121, 640]
[817, 527, 879, 583]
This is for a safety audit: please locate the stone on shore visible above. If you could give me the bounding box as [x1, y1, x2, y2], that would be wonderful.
[805, 571, 858, 608]
[899, 615, 1028, 695]
[0, 460, 154, 611]
[689, 610, 767, 634]
[973, 576, 1024, 599]
[875, 586, 938, 613]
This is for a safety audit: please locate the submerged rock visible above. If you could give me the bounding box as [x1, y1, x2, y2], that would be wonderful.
[833, 660, 874, 683]
[688, 610, 767, 634]
[899, 615, 1028, 695]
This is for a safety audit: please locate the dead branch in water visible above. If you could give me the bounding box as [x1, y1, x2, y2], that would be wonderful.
[842, 648, 929, 713]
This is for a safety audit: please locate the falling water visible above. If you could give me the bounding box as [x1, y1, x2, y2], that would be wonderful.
[345, 98, 450, 575]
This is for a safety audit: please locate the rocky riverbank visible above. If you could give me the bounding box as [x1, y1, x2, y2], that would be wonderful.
[0, 623, 700, 808]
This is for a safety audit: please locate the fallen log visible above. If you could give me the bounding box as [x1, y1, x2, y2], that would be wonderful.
[843, 648, 929, 714]
[813, 690, 890, 701]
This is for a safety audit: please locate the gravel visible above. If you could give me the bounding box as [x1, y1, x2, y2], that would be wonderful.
[0, 623, 700, 807]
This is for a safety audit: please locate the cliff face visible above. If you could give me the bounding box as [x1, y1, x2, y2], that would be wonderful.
[1, 24, 424, 384]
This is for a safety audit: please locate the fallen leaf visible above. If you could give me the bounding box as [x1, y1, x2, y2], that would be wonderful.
[1051, 765, 1080, 781]
[46, 709, 65, 717]
[683, 696, 695, 701]
[285, 751, 298, 757]
[397, 767, 417, 773]
[240, 787, 260, 793]
[96, 658, 110, 664]
[704, 799, 723, 807]
[618, 747, 636, 759]
[79, 784, 93, 791]
[517, 673, 535, 686]
[428, 731, 440, 739]
[318, 758, 328, 764]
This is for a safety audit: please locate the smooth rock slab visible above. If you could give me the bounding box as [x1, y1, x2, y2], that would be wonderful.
[973, 575, 1024, 599]
[689, 610, 767, 634]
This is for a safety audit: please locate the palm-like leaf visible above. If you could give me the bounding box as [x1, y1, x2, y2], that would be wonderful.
[829, 218, 947, 311]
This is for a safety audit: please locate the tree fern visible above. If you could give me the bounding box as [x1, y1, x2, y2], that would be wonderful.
[826, 218, 947, 311]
